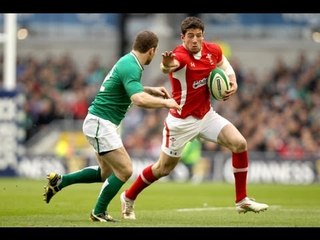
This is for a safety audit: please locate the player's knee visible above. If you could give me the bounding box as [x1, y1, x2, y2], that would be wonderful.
[232, 138, 247, 153]
[119, 165, 133, 181]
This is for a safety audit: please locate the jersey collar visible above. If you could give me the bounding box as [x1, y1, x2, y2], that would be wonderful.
[130, 51, 144, 70]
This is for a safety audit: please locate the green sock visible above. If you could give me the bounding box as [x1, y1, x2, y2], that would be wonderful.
[93, 173, 124, 215]
[59, 165, 102, 190]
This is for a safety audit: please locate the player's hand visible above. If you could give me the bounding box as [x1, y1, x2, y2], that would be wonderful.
[151, 86, 171, 99]
[166, 98, 181, 111]
[223, 79, 238, 101]
[161, 51, 178, 68]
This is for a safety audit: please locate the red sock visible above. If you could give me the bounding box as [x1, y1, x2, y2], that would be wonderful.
[232, 151, 248, 202]
[125, 164, 158, 200]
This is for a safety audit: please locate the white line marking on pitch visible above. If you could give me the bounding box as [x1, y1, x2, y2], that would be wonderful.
[176, 205, 320, 213]
[176, 205, 282, 212]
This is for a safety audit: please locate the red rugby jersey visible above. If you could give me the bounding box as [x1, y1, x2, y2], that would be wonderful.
[168, 41, 223, 119]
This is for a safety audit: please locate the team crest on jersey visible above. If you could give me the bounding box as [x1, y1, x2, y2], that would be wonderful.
[206, 54, 214, 65]
[190, 62, 195, 67]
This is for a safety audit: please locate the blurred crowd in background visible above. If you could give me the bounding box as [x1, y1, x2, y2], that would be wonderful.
[2, 49, 319, 160]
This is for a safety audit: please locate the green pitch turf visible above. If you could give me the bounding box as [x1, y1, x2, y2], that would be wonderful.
[0, 177, 319, 227]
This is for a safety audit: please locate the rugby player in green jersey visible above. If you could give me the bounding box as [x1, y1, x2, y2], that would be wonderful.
[43, 30, 181, 222]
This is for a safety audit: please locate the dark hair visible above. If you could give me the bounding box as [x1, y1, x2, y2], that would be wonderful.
[133, 30, 158, 53]
[180, 17, 204, 35]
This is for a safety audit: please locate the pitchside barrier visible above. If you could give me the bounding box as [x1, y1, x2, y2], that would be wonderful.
[0, 131, 319, 185]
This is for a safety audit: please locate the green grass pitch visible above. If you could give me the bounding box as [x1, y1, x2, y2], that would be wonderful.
[0, 177, 320, 227]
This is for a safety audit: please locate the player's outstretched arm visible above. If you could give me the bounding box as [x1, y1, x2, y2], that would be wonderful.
[131, 91, 181, 110]
[144, 86, 171, 99]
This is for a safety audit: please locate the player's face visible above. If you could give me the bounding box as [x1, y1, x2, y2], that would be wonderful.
[181, 28, 204, 54]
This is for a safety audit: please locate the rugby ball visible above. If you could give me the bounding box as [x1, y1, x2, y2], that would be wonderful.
[207, 68, 230, 101]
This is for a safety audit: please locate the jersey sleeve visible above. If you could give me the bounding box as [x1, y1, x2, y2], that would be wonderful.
[173, 47, 188, 70]
[210, 42, 223, 63]
[120, 64, 144, 97]
[125, 78, 144, 97]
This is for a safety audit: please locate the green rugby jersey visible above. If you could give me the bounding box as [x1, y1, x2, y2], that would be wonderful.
[88, 52, 144, 125]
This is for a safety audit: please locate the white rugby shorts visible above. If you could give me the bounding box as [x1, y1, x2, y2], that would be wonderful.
[82, 113, 123, 153]
[161, 107, 230, 157]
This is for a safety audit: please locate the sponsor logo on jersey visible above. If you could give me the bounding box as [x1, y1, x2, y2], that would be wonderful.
[193, 78, 207, 89]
